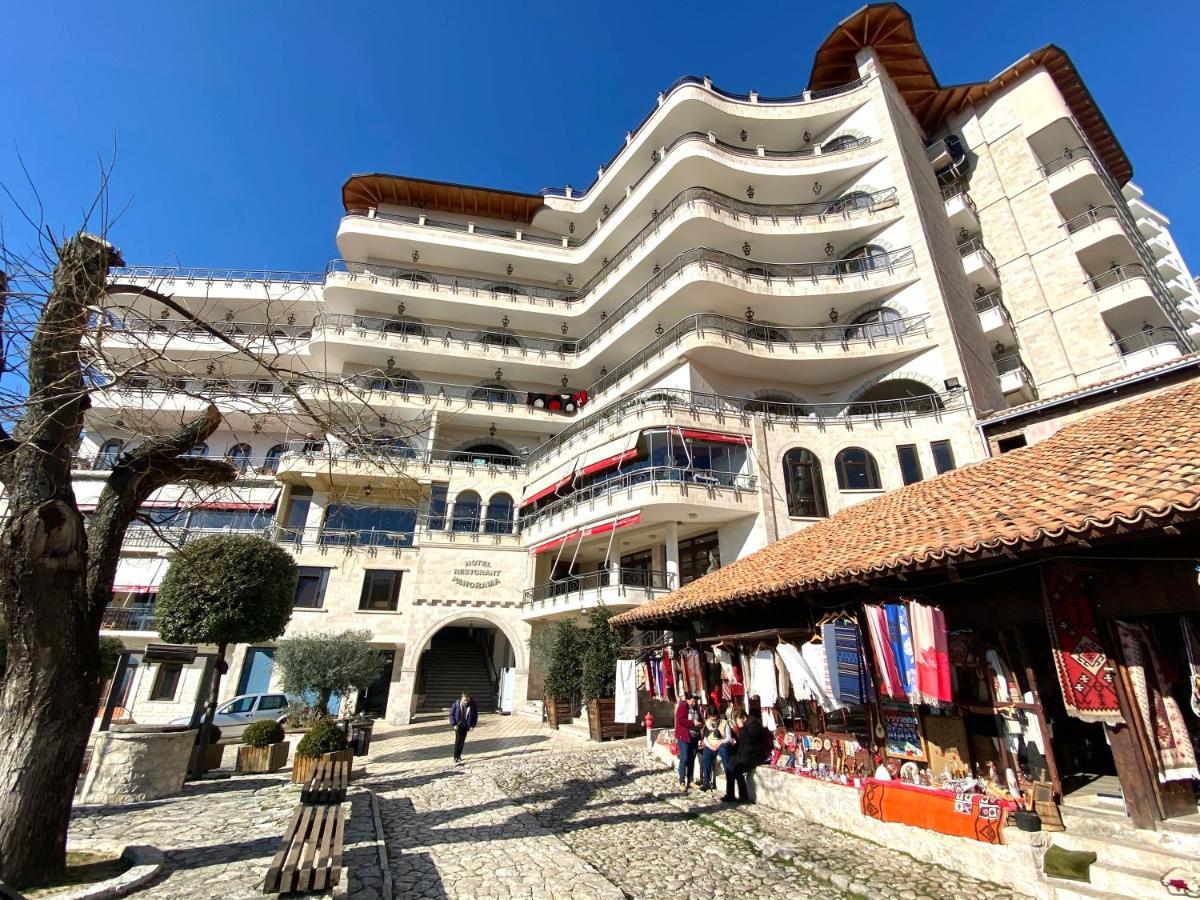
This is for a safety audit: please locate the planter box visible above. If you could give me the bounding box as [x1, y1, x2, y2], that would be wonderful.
[586, 698, 646, 742]
[544, 696, 574, 730]
[236, 741, 290, 774]
[202, 742, 225, 772]
[291, 748, 353, 784]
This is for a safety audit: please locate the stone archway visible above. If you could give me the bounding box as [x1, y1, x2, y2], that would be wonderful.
[387, 609, 529, 724]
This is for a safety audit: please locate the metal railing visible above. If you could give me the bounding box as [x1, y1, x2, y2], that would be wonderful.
[100, 606, 158, 632]
[993, 355, 1033, 385]
[96, 376, 294, 399]
[278, 441, 524, 471]
[122, 524, 271, 550]
[521, 465, 757, 530]
[973, 291, 1004, 315]
[1112, 326, 1182, 357]
[1085, 263, 1149, 293]
[104, 316, 314, 342]
[957, 238, 997, 271]
[1038, 147, 1092, 178]
[1063, 205, 1120, 234]
[940, 184, 977, 218]
[112, 266, 325, 287]
[74, 452, 285, 476]
[522, 568, 675, 606]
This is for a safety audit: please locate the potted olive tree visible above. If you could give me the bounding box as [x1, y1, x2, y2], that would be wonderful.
[237, 720, 290, 773]
[275, 629, 384, 721]
[291, 719, 351, 784]
[156, 534, 297, 779]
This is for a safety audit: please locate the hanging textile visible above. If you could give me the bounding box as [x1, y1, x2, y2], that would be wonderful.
[908, 601, 939, 706]
[1182, 617, 1200, 718]
[822, 621, 868, 705]
[680, 648, 706, 696]
[775, 651, 791, 701]
[762, 707, 778, 731]
[885, 603, 919, 699]
[662, 649, 676, 699]
[776, 642, 838, 712]
[932, 608, 953, 704]
[1042, 562, 1123, 724]
[739, 649, 754, 711]
[801, 640, 842, 711]
[751, 649, 778, 708]
[865, 605, 906, 700]
[1117, 621, 1200, 783]
[714, 647, 735, 683]
[615, 659, 639, 724]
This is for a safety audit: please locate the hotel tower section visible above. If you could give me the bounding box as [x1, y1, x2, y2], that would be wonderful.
[86, 4, 1195, 724]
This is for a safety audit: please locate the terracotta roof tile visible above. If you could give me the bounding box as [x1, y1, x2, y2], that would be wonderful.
[611, 377, 1200, 627]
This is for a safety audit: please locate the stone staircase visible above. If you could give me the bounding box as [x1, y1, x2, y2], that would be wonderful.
[419, 634, 497, 713]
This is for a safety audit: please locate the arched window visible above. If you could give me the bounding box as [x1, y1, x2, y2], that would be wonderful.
[184, 443, 209, 458]
[262, 444, 287, 474]
[457, 442, 520, 466]
[226, 443, 252, 472]
[835, 447, 882, 490]
[839, 244, 889, 274]
[451, 490, 482, 532]
[486, 492, 515, 534]
[844, 307, 903, 341]
[846, 379, 943, 417]
[94, 438, 124, 470]
[782, 448, 827, 517]
[823, 134, 860, 152]
[825, 190, 872, 214]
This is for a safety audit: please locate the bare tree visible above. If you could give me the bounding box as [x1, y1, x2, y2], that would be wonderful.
[0, 181, 429, 887]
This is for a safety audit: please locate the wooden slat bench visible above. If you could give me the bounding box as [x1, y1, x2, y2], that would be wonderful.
[263, 803, 344, 895]
[301, 758, 349, 805]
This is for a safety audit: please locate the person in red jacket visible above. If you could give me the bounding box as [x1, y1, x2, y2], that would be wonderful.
[674, 693, 701, 790]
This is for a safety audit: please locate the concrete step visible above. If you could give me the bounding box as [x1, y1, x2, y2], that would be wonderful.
[1044, 877, 1125, 900]
[1058, 813, 1200, 865]
[1086, 861, 1171, 898]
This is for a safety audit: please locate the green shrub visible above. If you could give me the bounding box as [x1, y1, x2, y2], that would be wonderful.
[242, 719, 285, 747]
[275, 629, 383, 715]
[295, 720, 347, 759]
[543, 619, 583, 702]
[580, 606, 620, 701]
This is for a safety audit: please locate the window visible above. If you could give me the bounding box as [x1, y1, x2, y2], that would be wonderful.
[485, 492, 514, 534]
[262, 444, 287, 474]
[844, 307, 903, 341]
[183, 443, 208, 458]
[293, 567, 330, 609]
[150, 663, 183, 701]
[94, 438, 124, 470]
[451, 491, 482, 533]
[825, 190, 872, 214]
[226, 443, 252, 471]
[835, 448, 882, 490]
[838, 244, 889, 274]
[359, 570, 402, 611]
[996, 434, 1027, 454]
[323, 504, 417, 547]
[679, 532, 720, 586]
[782, 448, 827, 517]
[426, 483, 449, 531]
[931, 440, 956, 474]
[220, 696, 256, 714]
[896, 445, 923, 485]
[823, 134, 860, 152]
[257, 694, 288, 711]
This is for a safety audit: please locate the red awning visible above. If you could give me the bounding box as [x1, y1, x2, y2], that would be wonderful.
[112, 585, 160, 594]
[679, 429, 751, 445]
[586, 512, 642, 536]
[532, 529, 583, 554]
[578, 448, 639, 479]
[521, 475, 573, 508]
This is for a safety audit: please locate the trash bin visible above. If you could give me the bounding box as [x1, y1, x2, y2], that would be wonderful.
[349, 719, 375, 757]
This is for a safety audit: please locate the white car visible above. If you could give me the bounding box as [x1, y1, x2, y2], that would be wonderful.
[170, 691, 295, 738]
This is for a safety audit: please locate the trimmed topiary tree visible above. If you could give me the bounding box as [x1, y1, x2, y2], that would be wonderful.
[97, 637, 124, 682]
[156, 534, 297, 776]
[275, 629, 384, 717]
[242, 719, 285, 748]
[580, 606, 620, 701]
[296, 719, 348, 759]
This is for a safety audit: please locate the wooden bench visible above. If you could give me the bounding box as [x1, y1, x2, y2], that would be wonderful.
[263, 803, 344, 895]
[301, 758, 349, 805]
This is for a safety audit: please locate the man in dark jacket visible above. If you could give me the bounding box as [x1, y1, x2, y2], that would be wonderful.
[449, 692, 478, 765]
[722, 709, 766, 803]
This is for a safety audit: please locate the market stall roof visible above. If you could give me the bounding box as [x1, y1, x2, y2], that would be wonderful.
[342, 173, 545, 222]
[611, 377, 1200, 628]
[808, 3, 1132, 185]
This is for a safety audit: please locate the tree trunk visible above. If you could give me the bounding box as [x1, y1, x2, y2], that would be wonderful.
[188, 641, 228, 780]
[316, 688, 333, 718]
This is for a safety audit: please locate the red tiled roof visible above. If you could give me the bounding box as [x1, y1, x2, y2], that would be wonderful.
[611, 377, 1200, 627]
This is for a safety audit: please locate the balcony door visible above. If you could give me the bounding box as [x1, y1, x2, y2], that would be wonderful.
[620, 549, 653, 588]
[678, 532, 720, 586]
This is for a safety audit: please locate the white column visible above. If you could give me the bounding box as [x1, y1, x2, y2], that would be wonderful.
[664, 520, 680, 587]
[304, 491, 328, 545]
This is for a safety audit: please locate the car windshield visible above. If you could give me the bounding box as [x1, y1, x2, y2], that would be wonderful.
[220, 697, 256, 714]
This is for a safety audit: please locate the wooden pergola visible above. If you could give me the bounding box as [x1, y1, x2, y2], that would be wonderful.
[342, 173, 545, 223]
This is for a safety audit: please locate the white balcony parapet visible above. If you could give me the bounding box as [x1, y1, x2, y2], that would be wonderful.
[521, 569, 675, 619]
[1112, 327, 1184, 369]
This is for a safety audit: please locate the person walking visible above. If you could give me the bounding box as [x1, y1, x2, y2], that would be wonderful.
[674, 692, 702, 790]
[449, 691, 478, 765]
[722, 708, 766, 804]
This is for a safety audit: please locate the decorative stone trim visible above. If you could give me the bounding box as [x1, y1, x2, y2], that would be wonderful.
[413, 596, 520, 608]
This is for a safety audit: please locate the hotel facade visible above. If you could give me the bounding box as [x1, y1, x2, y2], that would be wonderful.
[86, 4, 1198, 725]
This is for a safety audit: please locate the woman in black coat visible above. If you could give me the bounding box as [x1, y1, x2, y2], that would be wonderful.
[722, 709, 766, 803]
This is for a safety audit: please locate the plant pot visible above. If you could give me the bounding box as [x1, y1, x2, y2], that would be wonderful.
[544, 696, 574, 730]
[236, 740, 290, 774]
[202, 742, 225, 772]
[586, 698, 646, 742]
[291, 748, 354, 784]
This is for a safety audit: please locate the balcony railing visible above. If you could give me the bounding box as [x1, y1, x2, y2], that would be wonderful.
[973, 291, 1004, 315]
[522, 568, 675, 607]
[112, 266, 324, 287]
[540, 75, 871, 200]
[1112, 326, 1182, 358]
[957, 238, 997, 271]
[122, 525, 271, 550]
[1086, 263, 1149, 293]
[941, 183, 977, 215]
[521, 465, 757, 530]
[100, 606, 158, 632]
[1039, 147, 1092, 178]
[74, 452, 284, 476]
[279, 442, 524, 471]
[103, 316, 314, 342]
[1063, 205, 1121, 234]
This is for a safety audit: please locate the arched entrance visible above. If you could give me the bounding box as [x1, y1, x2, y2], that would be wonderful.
[388, 611, 528, 723]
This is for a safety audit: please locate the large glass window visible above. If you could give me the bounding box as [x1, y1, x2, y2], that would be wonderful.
[782, 448, 827, 517]
[839, 244, 889, 274]
[262, 443, 287, 474]
[323, 504, 417, 547]
[835, 447, 882, 490]
[931, 440, 957, 474]
[359, 570, 402, 611]
[226, 443, 252, 471]
[485, 492, 514, 534]
[451, 491, 482, 533]
[844, 307, 903, 341]
[426, 483, 449, 531]
[293, 567, 330, 609]
[896, 445, 923, 485]
[679, 532, 721, 586]
[186, 508, 272, 531]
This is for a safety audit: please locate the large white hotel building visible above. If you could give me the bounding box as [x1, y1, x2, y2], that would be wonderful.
[88, 4, 1199, 724]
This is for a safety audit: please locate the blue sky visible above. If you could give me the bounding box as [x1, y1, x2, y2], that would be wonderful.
[1, 1, 1197, 271]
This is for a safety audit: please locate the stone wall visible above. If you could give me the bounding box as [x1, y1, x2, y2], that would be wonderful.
[80, 726, 196, 805]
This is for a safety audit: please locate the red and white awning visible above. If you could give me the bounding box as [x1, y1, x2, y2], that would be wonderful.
[112, 556, 169, 593]
[574, 431, 641, 480]
[678, 428, 752, 446]
[521, 456, 580, 508]
[530, 510, 643, 554]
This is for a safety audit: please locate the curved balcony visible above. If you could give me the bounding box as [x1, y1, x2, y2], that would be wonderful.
[274, 441, 524, 488]
[520, 569, 675, 621]
[1063, 205, 1127, 252]
[958, 238, 999, 289]
[1039, 147, 1101, 195]
[941, 184, 978, 232]
[519, 465, 759, 539]
[974, 291, 1014, 342]
[109, 266, 324, 306]
[99, 315, 314, 357]
[539, 75, 872, 206]
[1112, 326, 1184, 370]
[337, 184, 900, 298]
[994, 355, 1036, 399]
[1086, 264, 1156, 315]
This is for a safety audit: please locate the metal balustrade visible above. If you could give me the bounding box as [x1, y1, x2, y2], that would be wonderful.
[103, 316, 314, 342]
[521, 465, 758, 531]
[122, 524, 271, 550]
[1063, 205, 1121, 234]
[100, 606, 158, 632]
[112, 266, 324, 287]
[1038, 147, 1092, 178]
[956, 238, 997, 271]
[993, 354, 1033, 383]
[74, 452, 286, 476]
[522, 568, 675, 607]
[1086, 263, 1150, 293]
[277, 441, 523, 471]
[1112, 326, 1182, 357]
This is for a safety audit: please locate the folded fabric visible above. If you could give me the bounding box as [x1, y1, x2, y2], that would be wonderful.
[615, 659, 639, 723]
[801, 640, 842, 711]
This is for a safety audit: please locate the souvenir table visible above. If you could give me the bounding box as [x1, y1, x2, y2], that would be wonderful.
[859, 778, 1015, 844]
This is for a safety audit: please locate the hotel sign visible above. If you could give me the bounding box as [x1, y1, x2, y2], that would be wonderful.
[452, 559, 503, 590]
